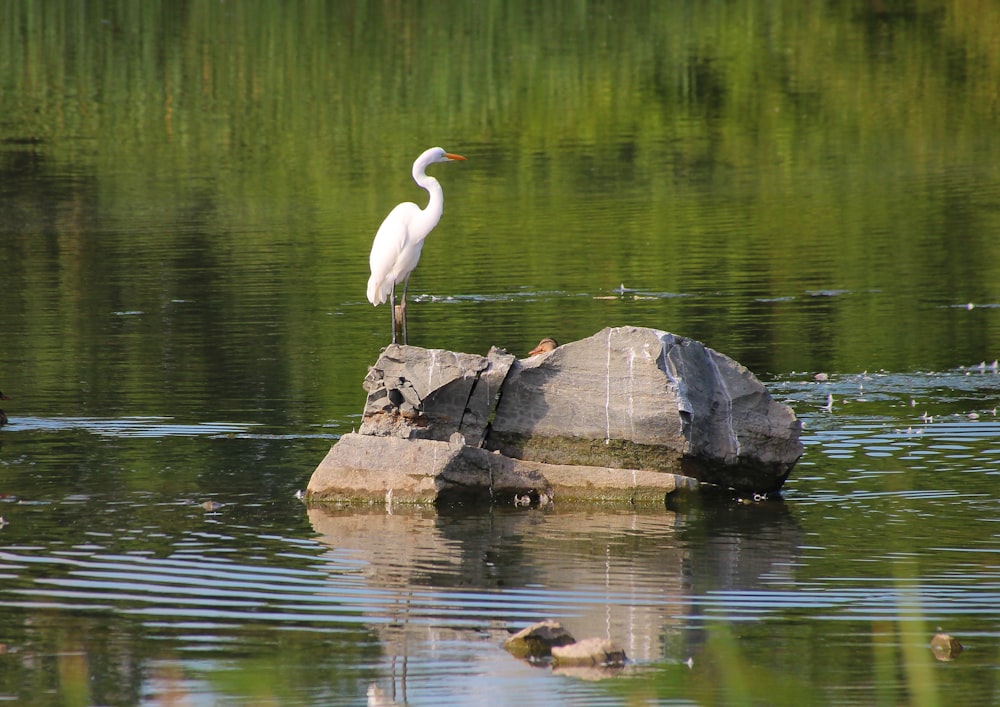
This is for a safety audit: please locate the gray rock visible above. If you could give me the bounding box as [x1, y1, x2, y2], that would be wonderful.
[307, 326, 802, 503]
[307, 432, 552, 504]
[307, 432, 698, 503]
[486, 326, 801, 493]
[503, 620, 577, 659]
[359, 344, 515, 447]
[551, 637, 627, 667]
[503, 621, 628, 677]
[930, 632, 963, 661]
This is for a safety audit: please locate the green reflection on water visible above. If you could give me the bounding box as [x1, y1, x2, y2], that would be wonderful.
[2, 0, 998, 401]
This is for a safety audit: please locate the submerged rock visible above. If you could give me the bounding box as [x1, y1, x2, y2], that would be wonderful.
[309, 432, 553, 504]
[930, 631, 963, 661]
[504, 621, 628, 679]
[503, 620, 577, 660]
[551, 637, 627, 667]
[307, 326, 802, 503]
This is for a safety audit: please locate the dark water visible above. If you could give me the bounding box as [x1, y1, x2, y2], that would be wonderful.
[2, 1, 1000, 705]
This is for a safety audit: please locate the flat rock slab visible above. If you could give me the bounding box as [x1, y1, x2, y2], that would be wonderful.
[504, 620, 577, 660]
[307, 432, 698, 503]
[504, 621, 627, 679]
[531, 460, 698, 502]
[307, 432, 550, 504]
[551, 637, 627, 667]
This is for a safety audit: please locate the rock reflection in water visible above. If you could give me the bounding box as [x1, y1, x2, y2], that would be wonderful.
[307, 501, 803, 673]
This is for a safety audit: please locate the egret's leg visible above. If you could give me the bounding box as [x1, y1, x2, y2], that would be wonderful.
[389, 283, 397, 344]
[394, 302, 405, 345]
[400, 277, 410, 345]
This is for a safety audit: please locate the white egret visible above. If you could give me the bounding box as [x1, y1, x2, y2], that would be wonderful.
[366, 146, 466, 344]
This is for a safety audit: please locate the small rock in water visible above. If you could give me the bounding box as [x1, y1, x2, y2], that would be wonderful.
[200, 500, 224, 511]
[930, 631, 963, 661]
[504, 620, 576, 660]
[551, 637, 627, 667]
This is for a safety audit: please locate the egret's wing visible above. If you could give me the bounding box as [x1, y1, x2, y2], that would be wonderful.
[367, 202, 419, 305]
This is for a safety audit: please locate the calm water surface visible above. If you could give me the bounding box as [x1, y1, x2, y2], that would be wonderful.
[2, 1, 1000, 705]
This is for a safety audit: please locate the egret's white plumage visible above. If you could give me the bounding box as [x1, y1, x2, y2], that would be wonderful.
[367, 147, 466, 344]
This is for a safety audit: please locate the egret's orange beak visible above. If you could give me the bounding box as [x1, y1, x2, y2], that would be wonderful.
[444, 152, 467, 161]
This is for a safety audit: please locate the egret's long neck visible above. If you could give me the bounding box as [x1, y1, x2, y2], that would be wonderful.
[413, 171, 444, 234]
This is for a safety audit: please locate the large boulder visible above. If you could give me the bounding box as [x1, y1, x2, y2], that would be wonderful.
[306, 326, 802, 504]
[486, 327, 802, 492]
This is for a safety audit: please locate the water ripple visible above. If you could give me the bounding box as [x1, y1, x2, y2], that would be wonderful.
[5, 416, 259, 437]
